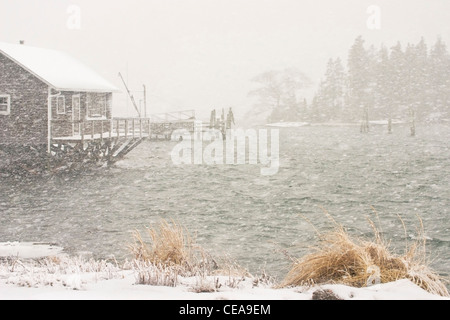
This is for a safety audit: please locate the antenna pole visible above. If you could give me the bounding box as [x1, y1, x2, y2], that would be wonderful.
[118, 72, 141, 118]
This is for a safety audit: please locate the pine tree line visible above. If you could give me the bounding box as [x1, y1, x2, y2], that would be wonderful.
[311, 36, 450, 123]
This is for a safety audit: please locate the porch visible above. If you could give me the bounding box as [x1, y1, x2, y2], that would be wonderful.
[49, 110, 196, 164]
[51, 110, 196, 143]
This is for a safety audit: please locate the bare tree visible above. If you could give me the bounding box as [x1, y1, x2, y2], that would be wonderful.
[249, 68, 311, 123]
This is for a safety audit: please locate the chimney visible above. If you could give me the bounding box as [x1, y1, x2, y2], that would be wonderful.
[19, 40, 25, 45]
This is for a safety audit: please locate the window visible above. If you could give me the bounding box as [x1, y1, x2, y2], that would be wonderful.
[87, 93, 107, 119]
[57, 96, 65, 115]
[0, 95, 10, 115]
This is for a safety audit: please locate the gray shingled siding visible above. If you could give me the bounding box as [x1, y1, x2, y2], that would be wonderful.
[0, 53, 49, 146]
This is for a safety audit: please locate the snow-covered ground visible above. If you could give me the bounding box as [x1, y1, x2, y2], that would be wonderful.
[266, 121, 410, 128]
[0, 243, 447, 300]
[266, 122, 362, 127]
[267, 122, 310, 128]
[369, 120, 406, 125]
[1, 271, 446, 301]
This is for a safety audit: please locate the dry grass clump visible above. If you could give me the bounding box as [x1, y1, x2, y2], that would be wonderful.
[129, 219, 217, 278]
[131, 219, 194, 267]
[281, 216, 449, 297]
[129, 219, 254, 288]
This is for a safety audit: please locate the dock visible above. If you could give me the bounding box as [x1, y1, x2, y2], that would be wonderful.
[49, 110, 196, 165]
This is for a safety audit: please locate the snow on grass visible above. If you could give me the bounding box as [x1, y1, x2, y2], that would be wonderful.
[0, 261, 447, 300]
[1, 219, 448, 300]
[0, 255, 123, 290]
[0, 252, 448, 300]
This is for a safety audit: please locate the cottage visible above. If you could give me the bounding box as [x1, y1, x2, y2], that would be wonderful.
[0, 42, 119, 155]
[0, 42, 197, 173]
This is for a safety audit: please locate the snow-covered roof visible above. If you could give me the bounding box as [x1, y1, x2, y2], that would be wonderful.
[0, 42, 119, 92]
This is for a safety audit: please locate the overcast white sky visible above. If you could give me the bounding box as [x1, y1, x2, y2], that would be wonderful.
[1, 0, 449, 119]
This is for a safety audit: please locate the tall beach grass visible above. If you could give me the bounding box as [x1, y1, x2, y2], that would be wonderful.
[280, 213, 449, 297]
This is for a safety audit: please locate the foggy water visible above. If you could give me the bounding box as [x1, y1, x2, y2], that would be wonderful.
[1, 124, 449, 280]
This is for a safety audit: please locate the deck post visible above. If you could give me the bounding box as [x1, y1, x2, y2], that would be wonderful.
[109, 120, 112, 140]
[132, 119, 135, 139]
[101, 121, 104, 142]
[140, 118, 143, 139]
[116, 119, 120, 139]
[91, 120, 95, 140]
[125, 120, 128, 139]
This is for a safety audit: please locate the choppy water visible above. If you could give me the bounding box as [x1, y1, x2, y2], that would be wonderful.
[1, 124, 450, 280]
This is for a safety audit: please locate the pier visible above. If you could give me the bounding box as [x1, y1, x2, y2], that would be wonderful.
[50, 110, 196, 165]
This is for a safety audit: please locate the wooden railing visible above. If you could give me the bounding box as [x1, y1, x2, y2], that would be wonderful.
[112, 118, 152, 139]
[51, 113, 196, 142]
[149, 110, 196, 123]
[51, 118, 152, 142]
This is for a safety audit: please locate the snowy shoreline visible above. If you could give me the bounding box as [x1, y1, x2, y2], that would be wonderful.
[265, 120, 411, 128]
[2, 273, 446, 301]
[0, 243, 447, 300]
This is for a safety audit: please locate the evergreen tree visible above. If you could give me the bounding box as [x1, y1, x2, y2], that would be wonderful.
[413, 38, 430, 121]
[388, 42, 407, 120]
[312, 57, 347, 122]
[260, 35, 450, 125]
[374, 45, 392, 122]
[347, 36, 372, 123]
[297, 98, 308, 121]
[310, 94, 323, 122]
[313, 81, 327, 122]
[429, 37, 450, 121]
[325, 58, 346, 121]
[404, 42, 422, 133]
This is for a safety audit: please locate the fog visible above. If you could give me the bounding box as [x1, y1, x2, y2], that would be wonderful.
[1, 0, 449, 121]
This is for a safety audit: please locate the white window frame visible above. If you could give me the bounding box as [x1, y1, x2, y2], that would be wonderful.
[72, 94, 81, 136]
[0, 94, 11, 116]
[56, 96, 66, 115]
[86, 93, 107, 120]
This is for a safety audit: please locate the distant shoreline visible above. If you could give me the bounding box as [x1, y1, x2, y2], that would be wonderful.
[264, 120, 418, 128]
